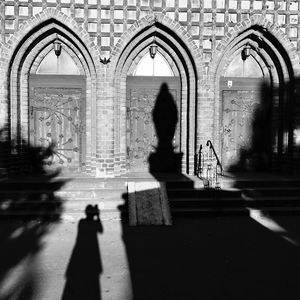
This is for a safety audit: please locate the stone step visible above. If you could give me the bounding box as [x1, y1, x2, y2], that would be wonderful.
[167, 188, 242, 198]
[0, 200, 300, 217]
[170, 206, 300, 215]
[0, 198, 124, 217]
[0, 178, 127, 191]
[0, 175, 197, 190]
[170, 196, 300, 209]
[222, 180, 300, 189]
[0, 189, 126, 201]
[1, 184, 300, 200]
[168, 187, 300, 199]
[2, 173, 300, 216]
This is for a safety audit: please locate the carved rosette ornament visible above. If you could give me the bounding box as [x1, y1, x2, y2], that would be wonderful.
[30, 87, 84, 170]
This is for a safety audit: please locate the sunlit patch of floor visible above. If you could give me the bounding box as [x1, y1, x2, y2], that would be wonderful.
[248, 208, 299, 246]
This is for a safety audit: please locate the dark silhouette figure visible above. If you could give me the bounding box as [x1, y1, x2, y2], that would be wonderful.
[62, 205, 103, 300]
[149, 83, 183, 173]
[152, 83, 178, 150]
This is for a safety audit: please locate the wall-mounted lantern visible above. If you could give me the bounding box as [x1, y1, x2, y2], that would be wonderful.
[149, 34, 158, 59]
[149, 43, 158, 59]
[53, 35, 62, 57]
[242, 44, 251, 60]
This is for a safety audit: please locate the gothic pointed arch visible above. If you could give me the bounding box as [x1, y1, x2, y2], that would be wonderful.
[212, 16, 300, 76]
[207, 15, 300, 171]
[110, 14, 202, 174]
[1, 10, 102, 174]
[110, 13, 201, 70]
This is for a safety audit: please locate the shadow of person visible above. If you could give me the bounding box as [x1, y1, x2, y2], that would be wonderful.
[148, 82, 183, 173]
[61, 205, 103, 300]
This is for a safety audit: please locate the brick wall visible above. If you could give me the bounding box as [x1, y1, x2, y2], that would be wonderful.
[2, 1, 300, 62]
[1, 1, 300, 176]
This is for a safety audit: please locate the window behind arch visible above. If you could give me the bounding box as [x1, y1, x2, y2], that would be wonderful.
[36, 49, 80, 75]
[224, 54, 263, 77]
[133, 52, 174, 76]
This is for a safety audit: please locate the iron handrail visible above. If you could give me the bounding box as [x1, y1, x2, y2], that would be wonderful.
[195, 144, 203, 177]
[206, 140, 223, 175]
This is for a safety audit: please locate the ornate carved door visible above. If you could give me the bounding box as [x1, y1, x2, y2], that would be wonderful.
[222, 90, 260, 169]
[126, 76, 181, 172]
[221, 78, 268, 170]
[29, 75, 86, 172]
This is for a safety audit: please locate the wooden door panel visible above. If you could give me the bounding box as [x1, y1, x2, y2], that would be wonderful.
[127, 77, 180, 172]
[222, 90, 260, 169]
[29, 75, 85, 172]
[127, 89, 157, 171]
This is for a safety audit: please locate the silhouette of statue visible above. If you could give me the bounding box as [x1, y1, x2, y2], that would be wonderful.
[152, 83, 178, 150]
[61, 205, 103, 300]
[149, 83, 182, 172]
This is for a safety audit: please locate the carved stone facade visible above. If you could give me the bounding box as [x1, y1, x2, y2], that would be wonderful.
[1, 1, 300, 177]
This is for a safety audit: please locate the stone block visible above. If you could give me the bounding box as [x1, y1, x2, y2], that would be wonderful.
[127, 181, 172, 226]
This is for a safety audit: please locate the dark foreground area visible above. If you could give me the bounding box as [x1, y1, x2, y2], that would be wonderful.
[0, 211, 300, 300]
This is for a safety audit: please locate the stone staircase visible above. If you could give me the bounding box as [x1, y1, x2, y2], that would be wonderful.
[1, 172, 300, 217]
[0, 175, 127, 217]
[169, 173, 300, 215]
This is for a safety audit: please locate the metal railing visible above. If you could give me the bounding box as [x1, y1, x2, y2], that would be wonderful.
[196, 140, 223, 189]
[195, 144, 203, 176]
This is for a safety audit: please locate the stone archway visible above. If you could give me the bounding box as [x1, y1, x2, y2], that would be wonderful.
[111, 14, 201, 175]
[209, 16, 300, 171]
[1, 11, 100, 174]
[126, 44, 181, 172]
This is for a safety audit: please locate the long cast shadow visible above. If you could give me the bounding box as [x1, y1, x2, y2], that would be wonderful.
[120, 79, 300, 299]
[61, 205, 103, 300]
[119, 211, 300, 300]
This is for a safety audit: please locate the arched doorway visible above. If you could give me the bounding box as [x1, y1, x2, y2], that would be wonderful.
[112, 17, 200, 175]
[7, 20, 98, 175]
[126, 51, 181, 172]
[29, 48, 86, 172]
[220, 50, 270, 170]
[213, 25, 295, 172]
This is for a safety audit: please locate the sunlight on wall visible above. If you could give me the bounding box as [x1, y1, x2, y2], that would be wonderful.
[134, 52, 174, 76]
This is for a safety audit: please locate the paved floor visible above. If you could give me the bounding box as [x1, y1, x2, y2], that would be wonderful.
[1, 208, 300, 300]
